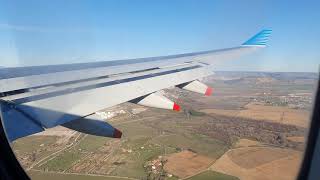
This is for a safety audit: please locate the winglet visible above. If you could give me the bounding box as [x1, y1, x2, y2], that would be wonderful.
[242, 29, 272, 46]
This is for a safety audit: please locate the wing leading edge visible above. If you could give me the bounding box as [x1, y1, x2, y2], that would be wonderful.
[0, 29, 272, 141]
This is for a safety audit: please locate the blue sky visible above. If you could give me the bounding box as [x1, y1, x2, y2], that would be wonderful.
[0, 0, 319, 72]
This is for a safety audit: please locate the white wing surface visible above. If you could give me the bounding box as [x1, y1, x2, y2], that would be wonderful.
[0, 29, 272, 141]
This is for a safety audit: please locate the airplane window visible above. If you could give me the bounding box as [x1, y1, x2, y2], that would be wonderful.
[1, 1, 319, 180]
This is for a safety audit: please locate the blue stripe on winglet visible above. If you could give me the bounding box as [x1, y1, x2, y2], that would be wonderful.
[242, 29, 272, 46]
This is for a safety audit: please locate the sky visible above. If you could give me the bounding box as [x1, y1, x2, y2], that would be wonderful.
[0, 0, 319, 72]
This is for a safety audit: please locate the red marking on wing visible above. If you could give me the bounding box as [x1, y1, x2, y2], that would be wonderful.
[205, 87, 213, 96]
[173, 103, 181, 111]
[113, 128, 122, 138]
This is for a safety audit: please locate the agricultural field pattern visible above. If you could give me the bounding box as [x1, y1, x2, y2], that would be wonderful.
[11, 71, 318, 180]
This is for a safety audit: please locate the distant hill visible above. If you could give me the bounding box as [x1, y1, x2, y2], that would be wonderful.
[205, 71, 318, 81]
[203, 71, 318, 86]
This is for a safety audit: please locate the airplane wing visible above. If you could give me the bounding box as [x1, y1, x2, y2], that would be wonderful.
[0, 29, 272, 141]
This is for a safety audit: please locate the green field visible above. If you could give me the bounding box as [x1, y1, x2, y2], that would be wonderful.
[187, 170, 239, 180]
[77, 134, 111, 152]
[110, 142, 163, 179]
[28, 171, 135, 180]
[13, 136, 59, 153]
[28, 111, 230, 178]
[38, 148, 83, 171]
[12, 136, 62, 169]
[12, 110, 232, 179]
[152, 133, 228, 159]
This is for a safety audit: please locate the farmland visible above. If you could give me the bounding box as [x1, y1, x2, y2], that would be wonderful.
[11, 71, 317, 179]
